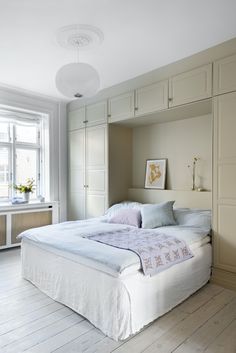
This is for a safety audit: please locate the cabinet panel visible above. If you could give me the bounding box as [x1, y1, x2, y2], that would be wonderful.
[86, 101, 107, 127]
[218, 164, 236, 199]
[12, 211, 52, 244]
[108, 92, 134, 122]
[86, 194, 106, 218]
[69, 191, 85, 221]
[135, 81, 168, 116]
[86, 125, 107, 168]
[0, 215, 6, 246]
[69, 129, 85, 169]
[217, 205, 236, 271]
[214, 53, 236, 95]
[87, 170, 106, 192]
[68, 108, 85, 131]
[217, 92, 236, 160]
[169, 64, 212, 107]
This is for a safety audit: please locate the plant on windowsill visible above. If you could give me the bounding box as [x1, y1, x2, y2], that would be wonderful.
[13, 178, 35, 203]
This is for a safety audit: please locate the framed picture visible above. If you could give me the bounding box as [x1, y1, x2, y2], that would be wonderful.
[144, 159, 167, 189]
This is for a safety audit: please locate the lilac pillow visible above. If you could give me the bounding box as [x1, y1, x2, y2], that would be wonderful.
[108, 208, 141, 228]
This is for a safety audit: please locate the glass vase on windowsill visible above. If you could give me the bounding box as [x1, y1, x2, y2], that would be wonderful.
[13, 178, 35, 204]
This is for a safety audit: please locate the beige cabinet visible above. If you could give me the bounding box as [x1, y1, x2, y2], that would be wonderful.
[86, 101, 107, 127]
[169, 64, 212, 107]
[213, 91, 236, 286]
[214, 53, 236, 95]
[108, 92, 134, 122]
[135, 81, 168, 116]
[0, 215, 6, 246]
[68, 107, 86, 131]
[68, 124, 108, 220]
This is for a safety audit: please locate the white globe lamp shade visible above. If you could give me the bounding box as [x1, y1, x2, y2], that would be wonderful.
[56, 62, 100, 98]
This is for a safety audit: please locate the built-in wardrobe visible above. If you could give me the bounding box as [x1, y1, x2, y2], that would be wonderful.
[68, 38, 236, 290]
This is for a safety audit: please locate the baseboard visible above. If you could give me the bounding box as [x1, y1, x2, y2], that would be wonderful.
[211, 267, 236, 292]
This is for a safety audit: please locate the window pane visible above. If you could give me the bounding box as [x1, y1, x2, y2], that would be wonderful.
[16, 149, 37, 198]
[0, 147, 9, 198]
[0, 122, 9, 142]
[16, 125, 37, 144]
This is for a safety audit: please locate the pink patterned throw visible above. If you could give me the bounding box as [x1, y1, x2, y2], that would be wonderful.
[88, 229, 193, 276]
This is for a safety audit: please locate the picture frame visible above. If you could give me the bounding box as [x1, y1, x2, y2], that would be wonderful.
[144, 159, 167, 189]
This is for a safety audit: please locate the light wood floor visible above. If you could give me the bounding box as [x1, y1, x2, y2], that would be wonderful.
[0, 248, 236, 353]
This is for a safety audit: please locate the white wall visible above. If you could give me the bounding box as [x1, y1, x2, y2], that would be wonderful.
[132, 115, 212, 191]
[0, 86, 67, 221]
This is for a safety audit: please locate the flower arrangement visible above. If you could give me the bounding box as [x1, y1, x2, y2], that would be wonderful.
[188, 157, 200, 191]
[13, 178, 35, 194]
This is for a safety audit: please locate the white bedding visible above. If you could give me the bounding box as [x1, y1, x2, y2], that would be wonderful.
[18, 218, 210, 277]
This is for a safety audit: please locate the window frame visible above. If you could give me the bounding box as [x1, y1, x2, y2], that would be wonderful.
[0, 119, 43, 202]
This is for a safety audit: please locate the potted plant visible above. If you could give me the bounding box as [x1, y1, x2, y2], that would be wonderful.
[13, 178, 35, 203]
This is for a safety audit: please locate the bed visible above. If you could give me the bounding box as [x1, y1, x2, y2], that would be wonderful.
[19, 202, 212, 341]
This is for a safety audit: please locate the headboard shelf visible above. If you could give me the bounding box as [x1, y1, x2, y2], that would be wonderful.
[128, 188, 212, 209]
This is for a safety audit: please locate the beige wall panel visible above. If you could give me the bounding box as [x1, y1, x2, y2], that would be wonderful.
[108, 92, 134, 122]
[12, 211, 52, 244]
[218, 164, 236, 199]
[217, 92, 236, 160]
[217, 205, 236, 271]
[133, 115, 212, 191]
[169, 64, 212, 107]
[0, 215, 6, 246]
[214, 53, 236, 95]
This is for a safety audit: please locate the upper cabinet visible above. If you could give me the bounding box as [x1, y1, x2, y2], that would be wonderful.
[169, 64, 212, 108]
[68, 107, 86, 131]
[108, 92, 134, 123]
[86, 101, 107, 127]
[135, 81, 168, 116]
[214, 54, 236, 95]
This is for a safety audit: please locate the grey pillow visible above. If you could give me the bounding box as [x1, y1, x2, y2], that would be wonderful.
[141, 201, 176, 229]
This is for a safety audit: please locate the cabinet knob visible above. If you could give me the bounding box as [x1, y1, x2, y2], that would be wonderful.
[134, 107, 138, 111]
[107, 114, 111, 118]
[83, 120, 88, 124]
[168, 98, 173, 102]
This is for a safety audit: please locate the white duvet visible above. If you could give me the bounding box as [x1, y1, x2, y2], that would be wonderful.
[19, 217, 210, 277]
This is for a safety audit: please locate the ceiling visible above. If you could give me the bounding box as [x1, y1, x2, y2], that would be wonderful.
[0, 0, 236, 101]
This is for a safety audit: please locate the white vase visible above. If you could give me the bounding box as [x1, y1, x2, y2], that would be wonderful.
[23, 192, 30, 203]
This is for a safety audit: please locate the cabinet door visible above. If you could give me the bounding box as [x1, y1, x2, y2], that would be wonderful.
[86, 101, 107, 127]
[108, 92, 134, 122]
[68, 107, 86, 131]
[68, 129, 86, 220]
[0, 215, 6, 246]
[169, 64, 212, 107]
[213, 92, 236, 273]
[135, 81, 168, 116]
[214, 53, 236, 95]
[85, 125, 108, 218]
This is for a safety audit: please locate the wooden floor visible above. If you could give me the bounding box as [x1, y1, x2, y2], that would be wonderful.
[0, 249, 236, 353]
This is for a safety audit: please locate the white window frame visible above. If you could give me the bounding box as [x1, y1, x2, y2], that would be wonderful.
[0, 118, 44, 202]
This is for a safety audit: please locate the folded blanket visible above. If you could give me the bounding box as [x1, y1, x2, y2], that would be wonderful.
[87, 228, 193, 276]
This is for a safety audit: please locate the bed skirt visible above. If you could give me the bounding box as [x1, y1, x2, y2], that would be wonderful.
[21, 239, 212, 340]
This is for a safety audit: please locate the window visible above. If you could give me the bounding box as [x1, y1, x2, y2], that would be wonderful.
[0, 109, 49, 201]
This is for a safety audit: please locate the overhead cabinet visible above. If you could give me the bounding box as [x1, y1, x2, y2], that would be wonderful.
[108, 91, 134, 123]
[68, 107, 86, 131]
[169, 64, 212, 107]
[68, 124, 108, 220]
[86, 101, 107, 126]
[135, 80, 168, 116]
[214, 53, 236, 95]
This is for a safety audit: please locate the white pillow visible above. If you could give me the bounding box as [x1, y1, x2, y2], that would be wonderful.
[141, 201, 176, 229]
[174, 208, 211, 229]
[105, 201, 142, 217]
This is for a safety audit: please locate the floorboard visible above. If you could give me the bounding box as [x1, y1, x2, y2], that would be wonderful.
[0, 248, 236, 353]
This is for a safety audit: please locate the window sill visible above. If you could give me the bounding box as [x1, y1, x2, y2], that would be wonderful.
[0, 200, 58, 212]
